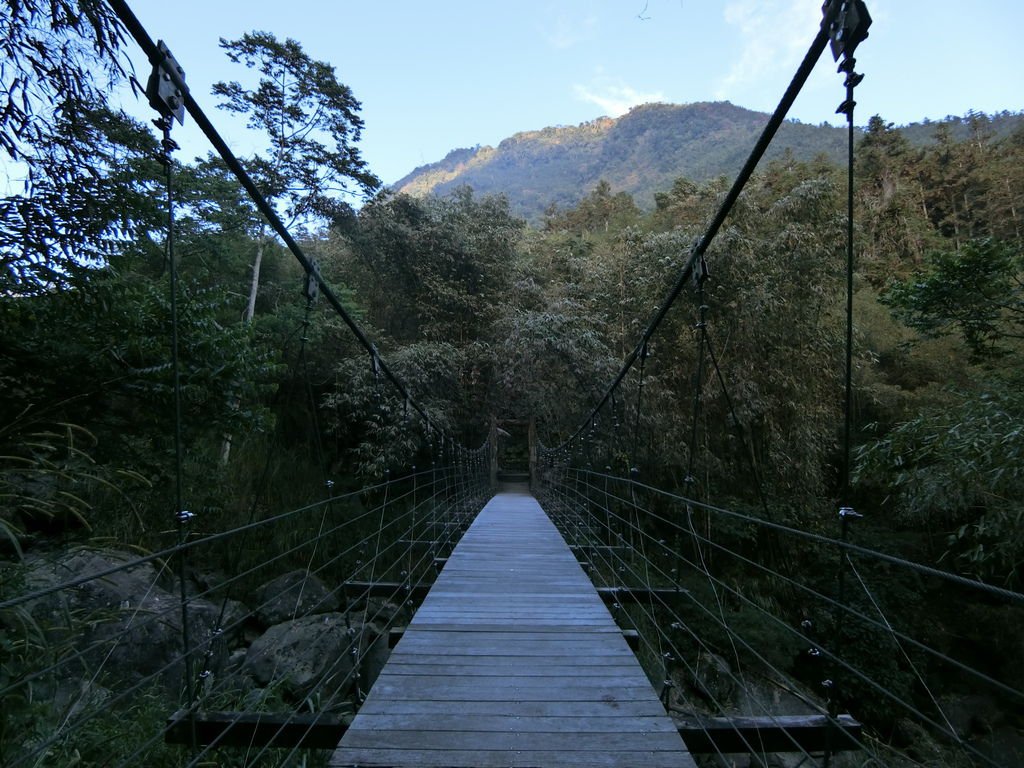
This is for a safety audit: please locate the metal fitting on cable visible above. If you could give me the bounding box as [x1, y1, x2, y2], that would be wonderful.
[661, 678, 675, 705]
[304, 258, 321, 303]
[692, 253, 710, 290]
[824, 0, 871, 62]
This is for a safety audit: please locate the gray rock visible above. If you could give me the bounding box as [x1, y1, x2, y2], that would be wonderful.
[253, 570, 338, 627]
[20, 547, 235, 690]
[244, 613, 374, 701]
[689, 651, 736, 706]
[940, 693, 1004, 737]
[361, 631, 391, 691]
[349, 597, 404, 627]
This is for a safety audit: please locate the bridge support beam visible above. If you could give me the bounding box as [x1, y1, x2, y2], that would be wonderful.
[165, 710, 346, 749]
[528, 415, 537, 488]
[677, 713, 862, 754]
[488, 415, 498, 489]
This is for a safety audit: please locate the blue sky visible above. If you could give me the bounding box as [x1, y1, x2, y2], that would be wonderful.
[117, 1, 1021, 187]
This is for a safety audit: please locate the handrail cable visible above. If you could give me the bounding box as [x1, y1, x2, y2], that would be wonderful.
[541, 473, 1003, 767]
[580, 469, 1024, 604]
[181, 475, 486, 768]
[542, 483, 849, 763]
[11, 467, 486, 768]
[0, 473, 415, 613]
[542, 480, 793, 763]
[547, 1, 843, 452]
[563, 469, 1024, 703]
[114, 476, 482, 768]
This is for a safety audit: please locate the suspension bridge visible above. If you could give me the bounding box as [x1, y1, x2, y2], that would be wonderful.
[2, 1, 1022, 767]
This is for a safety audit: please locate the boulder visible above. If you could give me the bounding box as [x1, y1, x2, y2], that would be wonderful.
[253, 570, 338, 627]
[689, 651, 736, 706]
[243, 613, 379, 702]
[20, 547, 238, 690]
[351, 597, 403, 626]
[361, 631, 391, 692]
[940, 693, 1004, 738]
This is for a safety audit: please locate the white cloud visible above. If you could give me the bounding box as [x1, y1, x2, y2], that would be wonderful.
[573, 81, 666, 117]
[716, 0, 824, 100]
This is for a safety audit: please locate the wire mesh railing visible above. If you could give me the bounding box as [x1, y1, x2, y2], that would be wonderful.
[0, 457, 491, 767]
[535, 464, 1024, 768]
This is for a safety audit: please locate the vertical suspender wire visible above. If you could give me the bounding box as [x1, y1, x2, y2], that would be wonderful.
[827, 51, 864, 766]
[841, 71, 857, 511]
[294, 297, 335, 620]
[159, 117, 196, 752]
[684, 263, 708, 497]
[684, 269, 747, 711]
[630, 342, 649, 475]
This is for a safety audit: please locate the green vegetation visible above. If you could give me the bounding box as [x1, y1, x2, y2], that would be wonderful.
[1, 3, 1022, 765]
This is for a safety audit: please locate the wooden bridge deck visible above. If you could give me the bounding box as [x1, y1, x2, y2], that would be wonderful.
[331, 489, 695, 768]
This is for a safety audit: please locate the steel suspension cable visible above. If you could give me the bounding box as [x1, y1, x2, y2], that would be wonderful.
[549, 1, 843, 451]
[574, 469, 1024, 703]
[542, 470, 994, 766]
[544, 479, 836, 763]
[105, 0, 461, 446]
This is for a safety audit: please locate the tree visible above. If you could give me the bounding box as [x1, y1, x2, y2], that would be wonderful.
[543, 180, 641, 237]
[883, 238, 1023, 359]
[1, 106, 165, 292]
[213, 31, 380, 322]
[0, 3, 169, 292]
[855, 115, 935, 280]
[1, 0, 124, 165]
[856, 385, 1024, 586]
[347, 188, 523, 343]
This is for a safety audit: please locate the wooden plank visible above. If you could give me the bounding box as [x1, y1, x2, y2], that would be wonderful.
[349, 713, 681, 734]
[380, 663, 641, 677]
[366, 677, 659, 702]
[340, 728, 688, 751]
[331, 491, 696, 768]
[382, 653, 632, 667]
[354, 698, 671, 718]
[333, 748, 692, 768]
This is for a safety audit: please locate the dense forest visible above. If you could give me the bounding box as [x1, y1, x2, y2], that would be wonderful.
[1, 2, 1023, 766]
[394, 101, 1024, 223]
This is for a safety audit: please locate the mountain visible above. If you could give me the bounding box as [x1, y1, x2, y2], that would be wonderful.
[393, 102, 846, 221]
[393, 101, 1024, 223]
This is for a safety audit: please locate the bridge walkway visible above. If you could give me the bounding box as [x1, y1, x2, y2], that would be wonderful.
[330, 488, 696, 768]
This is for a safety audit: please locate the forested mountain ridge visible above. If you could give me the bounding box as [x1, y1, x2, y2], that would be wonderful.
[394, 101, 1024, 221]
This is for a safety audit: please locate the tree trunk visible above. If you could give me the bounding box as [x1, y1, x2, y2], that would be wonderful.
[244, 237, 268, 324]
[222, 235, 268, 464]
